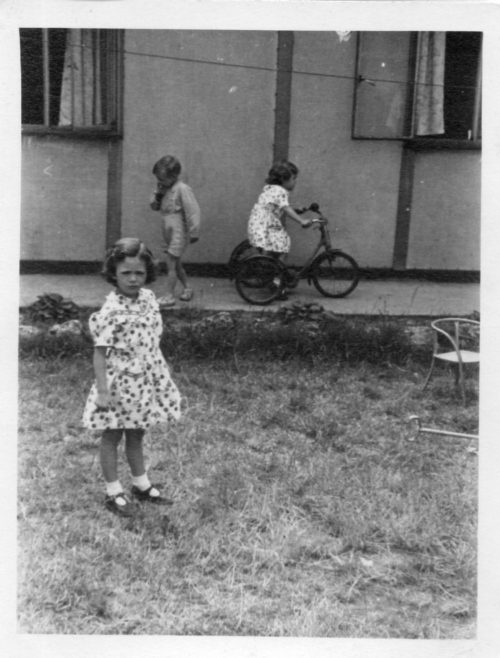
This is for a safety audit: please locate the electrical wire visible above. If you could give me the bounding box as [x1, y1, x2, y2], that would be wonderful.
[19, 30, 481, 92]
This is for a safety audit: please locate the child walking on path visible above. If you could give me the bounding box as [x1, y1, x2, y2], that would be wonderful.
[82, 238, 182, 517]
[150, 155, 201, 308]
[247, 160, 311, 257]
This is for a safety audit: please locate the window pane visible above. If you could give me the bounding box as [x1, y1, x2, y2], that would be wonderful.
[48, 29, 67, 126]
[353, 32, 413, 139]
[20, 29, 44, 124]
[21, 28, 121, 131]
[444, 32, 482, 139]
[353, 31, 482, 141]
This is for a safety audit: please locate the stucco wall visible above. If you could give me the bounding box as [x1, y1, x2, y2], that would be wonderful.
[287, 32, 403, 268]
[20, 30, 481, 273]
[20, 136, 108, 260]
[407, 150, 480, 270]
[120, 30, 278, 264]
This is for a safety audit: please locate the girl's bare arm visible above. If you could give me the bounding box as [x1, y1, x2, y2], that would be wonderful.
[93, 347, 110, 408]
[283, 206, 312, 227]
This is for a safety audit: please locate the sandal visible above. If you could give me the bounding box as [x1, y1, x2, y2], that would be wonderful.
[179, 288, 193, 302]
[157, 295, 176, 308]
[131, 485, 172, 505]
[104, 492, 134, 517]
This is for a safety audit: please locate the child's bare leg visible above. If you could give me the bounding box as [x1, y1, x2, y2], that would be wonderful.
[101, 429, 134, 514]
[100, 429, 123, 483]
[164, 252, 179, 298]
[263, 250, 283, 262]
[124, 429, 146, 476]
[176, 259, 188, 290]
[125, 429, 162, 499]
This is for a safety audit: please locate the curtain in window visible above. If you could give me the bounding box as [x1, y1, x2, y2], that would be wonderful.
[413, 32, 445, 136]
[59, 29, 102, 126]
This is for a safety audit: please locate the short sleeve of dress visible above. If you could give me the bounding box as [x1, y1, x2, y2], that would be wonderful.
[88, 309, 117, 347]
[143, 288, 163, 338]
[265, 185, 289, 210]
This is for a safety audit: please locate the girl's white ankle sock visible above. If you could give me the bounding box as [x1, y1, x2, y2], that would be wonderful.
[132, 473, 151, 491]
[132, 473, 160, 497]
[106, 480, 124, 497]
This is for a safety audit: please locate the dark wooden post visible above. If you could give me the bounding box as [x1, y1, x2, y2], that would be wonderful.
[392, 145, 415, 270]
[273, 31, 294, 162]
[105, 138, 123, 248]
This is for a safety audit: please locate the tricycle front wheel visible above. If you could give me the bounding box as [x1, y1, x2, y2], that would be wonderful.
[311, 251, 360, 298]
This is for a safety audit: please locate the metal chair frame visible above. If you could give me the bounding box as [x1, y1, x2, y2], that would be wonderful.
[422, 317, 480, 404]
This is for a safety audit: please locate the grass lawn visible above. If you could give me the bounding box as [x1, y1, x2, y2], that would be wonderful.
[18, 329, 478, 637]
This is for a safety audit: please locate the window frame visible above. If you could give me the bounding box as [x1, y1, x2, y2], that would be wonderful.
[21, 28, 124, 139]
[352, 31, 482, 150]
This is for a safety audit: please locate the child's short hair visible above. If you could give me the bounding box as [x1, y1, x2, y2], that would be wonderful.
[152, 155, 182, 179]
[102, 238, 157, 285]
[265, 160, 299, 186]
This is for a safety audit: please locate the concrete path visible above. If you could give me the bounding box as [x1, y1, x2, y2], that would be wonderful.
[19, 274, 480, 317]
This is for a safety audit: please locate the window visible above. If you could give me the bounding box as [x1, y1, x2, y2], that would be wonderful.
[352, 32, 482, 142]
[20, 28, 122, 133]
[443, 32, 481, 139]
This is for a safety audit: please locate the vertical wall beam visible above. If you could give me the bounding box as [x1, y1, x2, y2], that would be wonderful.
[42, 29, 50, 125]
[273, 31, 294, 162]
[392, 145, 416, 270]
[105, 139, 123, 248]
[105, 31, 124, 250]
[392, 33, 418, 270]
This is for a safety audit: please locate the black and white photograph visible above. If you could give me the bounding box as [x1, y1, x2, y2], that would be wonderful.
[2, 1, 499, 657]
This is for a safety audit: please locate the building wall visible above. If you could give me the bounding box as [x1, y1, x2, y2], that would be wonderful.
[120, 30, 278, 264]
[20, 136, 108, 260]
[20, 30, 481, 273]
[407, 150, 480, 270]
[286, 32, 403, 267]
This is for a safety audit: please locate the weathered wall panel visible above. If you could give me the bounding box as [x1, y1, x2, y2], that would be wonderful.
[21, 136, 108, 260]
[407, 151, 480, 270]
[120, 30, 277, 264]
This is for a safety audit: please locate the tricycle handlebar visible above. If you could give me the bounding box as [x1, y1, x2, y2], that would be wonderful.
[294, 202, 321, 215]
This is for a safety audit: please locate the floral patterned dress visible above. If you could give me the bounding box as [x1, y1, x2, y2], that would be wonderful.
[247, 184, 291, 253]
[82, 288, 181, 431]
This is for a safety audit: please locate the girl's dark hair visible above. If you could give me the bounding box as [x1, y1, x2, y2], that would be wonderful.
[102, 238, 157, 285]
[265, 160, 299, 185]
[152, 155, 182, 179]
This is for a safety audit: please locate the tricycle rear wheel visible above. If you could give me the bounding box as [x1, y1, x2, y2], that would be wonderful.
[234, 255, 284, 305]
[228, 239, 257, 279]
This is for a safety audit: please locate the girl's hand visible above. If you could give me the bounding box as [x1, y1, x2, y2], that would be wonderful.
[150, 186, 165, 211]
[95, 391, 111, 410]
[284, 205, 311, 226]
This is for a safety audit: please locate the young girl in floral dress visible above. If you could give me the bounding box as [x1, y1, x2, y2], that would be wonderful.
[82, 238, 181, 517]
[247, 160, 311, 256]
